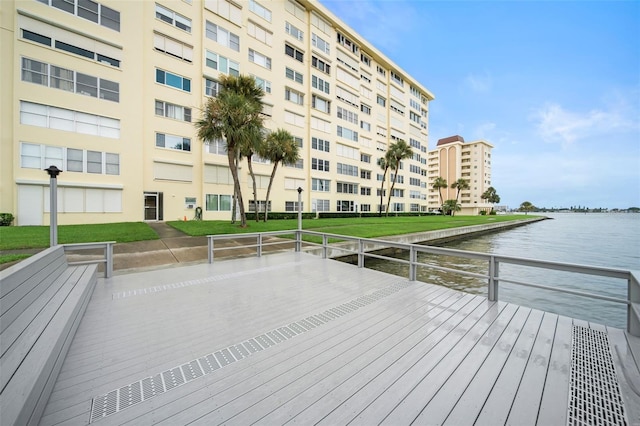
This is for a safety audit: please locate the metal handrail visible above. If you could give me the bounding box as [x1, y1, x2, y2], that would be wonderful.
[205, 230, 639, 336]
[63, 241, 115, 278]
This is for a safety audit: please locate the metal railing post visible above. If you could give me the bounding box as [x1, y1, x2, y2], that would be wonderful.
[322, 234, 328, 259]
[105, 242, 113, 278]
[358, 239, 364, 268]
[208, 236, 214, 263]
[628, 270, 640, 337]
[257, 234, 262, 257]
[409, 246, 417, 281]
[488, 256, 499, 301]
[295, 230, 301, 252]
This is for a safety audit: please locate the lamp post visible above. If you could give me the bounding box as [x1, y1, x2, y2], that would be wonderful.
[297, 187, 303, 230]
[45, 165, 62, 246]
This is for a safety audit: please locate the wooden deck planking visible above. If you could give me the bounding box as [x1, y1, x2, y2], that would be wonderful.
[35, 251, 640, 426]
[42, 254, 398, 417]
[118, 282, 457, 425]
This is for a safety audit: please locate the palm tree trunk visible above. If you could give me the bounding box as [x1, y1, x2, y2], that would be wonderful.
[246, 155, 259, 222]
[378, 168, 387, 217]
[263, 162, 279, 222]
[386, 173, 398, 217]
[227, 149, 246, 227]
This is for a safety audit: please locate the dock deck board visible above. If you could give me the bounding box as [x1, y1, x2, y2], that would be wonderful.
[38, 252, 640, 425]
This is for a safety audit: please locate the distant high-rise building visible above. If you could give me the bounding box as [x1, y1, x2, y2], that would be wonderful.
[0, 0, 434, 225]
[426, 135, 494, 214]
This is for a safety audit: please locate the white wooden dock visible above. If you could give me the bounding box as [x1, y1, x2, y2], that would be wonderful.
[38, 252, 640, 425]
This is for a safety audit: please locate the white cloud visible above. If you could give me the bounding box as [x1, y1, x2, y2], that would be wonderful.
[531, 92, 639, 147]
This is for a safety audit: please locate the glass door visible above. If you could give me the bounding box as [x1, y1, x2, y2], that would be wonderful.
[144, 193, 158, 221]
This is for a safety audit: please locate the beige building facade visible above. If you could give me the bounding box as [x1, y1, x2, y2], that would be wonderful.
[0, 0, 434, 226]
[426, 135, 494, 215]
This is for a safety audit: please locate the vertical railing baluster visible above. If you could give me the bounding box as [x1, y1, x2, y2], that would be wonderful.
[409, 246, 417, 281]
[257, 234, 262, 257]
[105, 242, 113, 278]
[358, 239, 364, 268]
[295, 231, 301, 252]
[488, 256, 498, 301]
[322, 234, 328, 259]
[628, 271, 640, 337]
[208, 236, 214, 263]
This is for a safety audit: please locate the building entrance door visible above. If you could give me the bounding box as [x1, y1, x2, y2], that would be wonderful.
[144, 192, 162, 221]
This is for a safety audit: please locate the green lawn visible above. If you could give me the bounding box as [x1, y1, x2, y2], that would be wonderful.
[169, 215, 529, 239]
[0, 215, 532, 252]
[0, 222, 158, 250]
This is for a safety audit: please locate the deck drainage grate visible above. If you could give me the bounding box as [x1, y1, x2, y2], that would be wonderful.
[89, 280, 413, 422]
[567, 325, 627, 426]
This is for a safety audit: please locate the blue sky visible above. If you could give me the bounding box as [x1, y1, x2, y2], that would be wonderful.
[320, 0, 640, 210]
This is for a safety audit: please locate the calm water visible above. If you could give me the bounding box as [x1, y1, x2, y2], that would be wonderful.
[364, 213, 640, 328]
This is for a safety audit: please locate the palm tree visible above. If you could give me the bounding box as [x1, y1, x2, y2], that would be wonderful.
[385, 140, 413, 216]
[481, 186, 500, 213]
[431, 177, 448, 208]
[260, 129, 300, 222]
[377, 155, 391, 216]
[240, 128, 266, 222]
[196, 75, 264, 227]
[451, 178, 470, 202]
[519, 201, 535, 214]
[443, 199, 461, 216]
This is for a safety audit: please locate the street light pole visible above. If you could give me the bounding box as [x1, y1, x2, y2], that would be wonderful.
[297, 187, 303, 231]
[45, 165, 62, 246]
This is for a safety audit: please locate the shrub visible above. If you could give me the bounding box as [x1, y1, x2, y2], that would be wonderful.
[0, 213, 14, 226]
[489, 209, 497, 215]
[479, 210, 487, 215]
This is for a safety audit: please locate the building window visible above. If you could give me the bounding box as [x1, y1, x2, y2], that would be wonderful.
[21, 57, 119, 102]
[248, 49, 271, 69]
[312, 75, 330, 94]
[285, 44, 304, 62]
[312, 178, 330, 192]
[155, 4, 191, 32]
[336, 32, 359, 54]
[39, 0, 120, 31]
[155, 100, 191, 122]
[392, 202, 405, 212]
[377, 95, 386, 107]
[285, 201, 303, 212]
[206, 194, 232, 211]
[205, 21, 240, 51]
[337, 126, 358, 142]
[249, 0, 272, 22]
[156, 132, 191, 152]
[286, 67, 303, 84]
[337, 182, 358, 194]
[311, 158, 329, 172]
[360, 186, 371, 196]
[285, 21, 304, 41]
[21, 142, 119, 175]
[312, 33, 330, 54]
[248, 200, 271, 212]
[285, 88, 304, 105]
[20, 101, 119, 138]
[390, 71, 404, 86]
[337, 106, 358, 124]
[360, 104, 371, 115]
[154, 32, 193, 62]
[361, 153, 371, 163]
[252, 75, 271, 93]
[312, 137, 330, 152]
[204, 78, 219, 97]
[21, 28, 120, 67]
[360, 170, 371, 179]
[337, 200, 355, 212]
[312, 95, 330, 113]
[205, 51, 240, 76]
[337, 163, 358, 177]
[313, 199, 330, 212]
[377, 65, 386, 77]
[361, 53, 371, 66]
[311, 55, 330, 74]
[156, 68, 190, 92]
[248, 21, 273, 46]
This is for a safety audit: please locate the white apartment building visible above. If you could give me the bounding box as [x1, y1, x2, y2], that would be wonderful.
[0, 0, 435, 225]
[426, 135, 494, 215]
